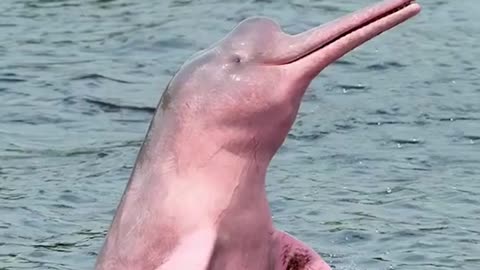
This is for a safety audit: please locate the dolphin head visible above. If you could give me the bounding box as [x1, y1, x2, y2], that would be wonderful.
[153, 0, 420, 163]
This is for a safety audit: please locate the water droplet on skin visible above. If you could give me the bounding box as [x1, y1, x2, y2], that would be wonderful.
[230, 74, 241, 81]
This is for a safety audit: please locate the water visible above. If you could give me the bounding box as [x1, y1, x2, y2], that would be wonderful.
[1, 0, 479, 269]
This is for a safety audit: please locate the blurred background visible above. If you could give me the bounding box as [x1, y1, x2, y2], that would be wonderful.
[0, 0, 479, 269]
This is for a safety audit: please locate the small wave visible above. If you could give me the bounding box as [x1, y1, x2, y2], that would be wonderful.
[337, 84, 368, 91]
[0, 72, 27, 83]
[436, 117, 480, 122]
[464, 135, 480, 142]
[365, 121, 407, 126]
[366, 61, 406, 71]
[391, 139, 423, 145]
[334, 59, 355, 66]
[84, 97, 155, 113]
[287, 131, 329, 142]
[0, 78, 26, 83]
[71, 73, 136, 84]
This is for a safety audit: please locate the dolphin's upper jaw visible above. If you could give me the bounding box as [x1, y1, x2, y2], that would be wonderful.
[244, 0, 421, 80]
[283, 0, 420, 65]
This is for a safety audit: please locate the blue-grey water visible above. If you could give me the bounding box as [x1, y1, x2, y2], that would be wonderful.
[1, 0, 479, 269]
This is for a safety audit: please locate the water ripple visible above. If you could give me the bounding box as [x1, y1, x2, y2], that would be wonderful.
[1, 0, 479, 270]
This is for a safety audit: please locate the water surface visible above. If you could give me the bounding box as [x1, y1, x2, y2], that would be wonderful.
[1, 0, 479, 269]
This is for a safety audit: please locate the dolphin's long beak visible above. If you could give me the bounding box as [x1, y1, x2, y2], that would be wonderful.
[277, 0, 421, 80]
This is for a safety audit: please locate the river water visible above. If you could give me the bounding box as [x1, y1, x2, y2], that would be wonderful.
[1, 0, 479, 269]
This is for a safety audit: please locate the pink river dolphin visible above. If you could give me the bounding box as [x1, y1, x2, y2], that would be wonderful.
[95, 0, 421, 269]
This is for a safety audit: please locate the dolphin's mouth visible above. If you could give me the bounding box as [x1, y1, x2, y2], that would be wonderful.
[285, 0, 419, 64]
[315, 1, 417, 53]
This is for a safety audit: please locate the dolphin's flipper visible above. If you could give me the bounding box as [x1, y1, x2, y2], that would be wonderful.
[272, 230, 331, 270]
[157, 227, 216, 270]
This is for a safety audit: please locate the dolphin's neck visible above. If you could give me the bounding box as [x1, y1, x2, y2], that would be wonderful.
[130, 109, 275, 187]
[97, 123, 274, 269]
[136, 127, 269, 180]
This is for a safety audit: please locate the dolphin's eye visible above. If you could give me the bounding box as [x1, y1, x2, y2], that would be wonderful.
[232, 55, 242, 64]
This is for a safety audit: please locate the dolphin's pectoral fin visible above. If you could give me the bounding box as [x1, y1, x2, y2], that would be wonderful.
[156, 227, 217, 270]
[272, 230, 331, 270]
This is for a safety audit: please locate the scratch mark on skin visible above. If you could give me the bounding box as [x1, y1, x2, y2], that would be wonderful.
[124, 210, 150, 239]
[251, 137, 261, 173]
[282, 246, 312, 270]
[159, 78, 174, 111]
[198, 145, 225, 170]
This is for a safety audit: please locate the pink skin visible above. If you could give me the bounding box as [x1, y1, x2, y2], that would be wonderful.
[95, 0, 421, 269]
